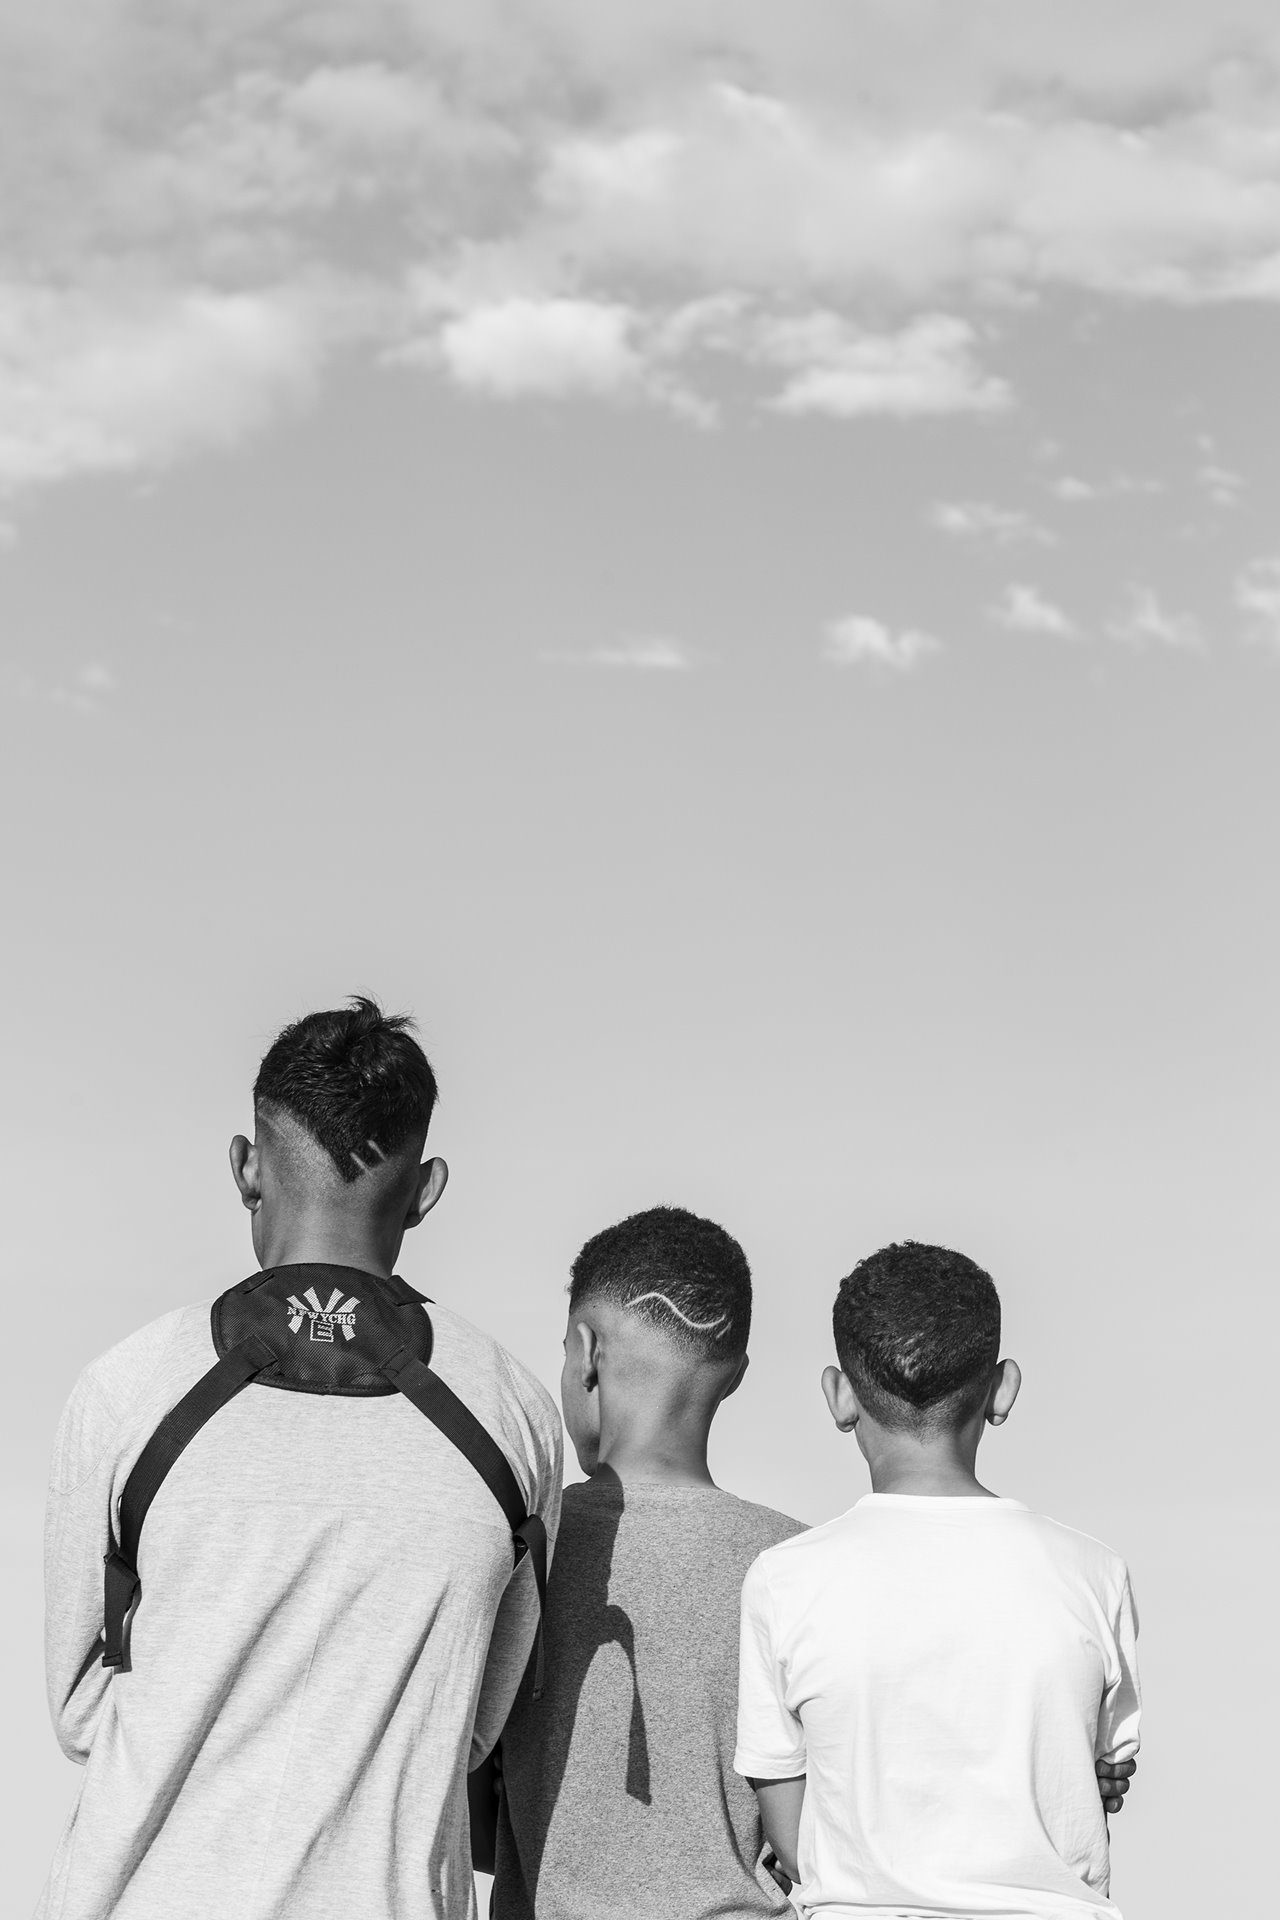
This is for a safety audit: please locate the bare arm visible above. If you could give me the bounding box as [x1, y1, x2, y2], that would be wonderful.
[750, 1776, 805, 1886]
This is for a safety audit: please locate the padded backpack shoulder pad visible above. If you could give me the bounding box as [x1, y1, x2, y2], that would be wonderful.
[211, 1266, 434, 1396]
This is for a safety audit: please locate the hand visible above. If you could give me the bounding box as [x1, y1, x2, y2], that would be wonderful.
[1096, 1755, 1136, 1815]
[762, 1850, 793, 1896]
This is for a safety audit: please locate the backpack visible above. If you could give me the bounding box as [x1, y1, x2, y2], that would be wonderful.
[100, 1265, 547, 1692]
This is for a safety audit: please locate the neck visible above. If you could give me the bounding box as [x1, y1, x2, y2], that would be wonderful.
[861, 1422, 994, 1498]
[595, 1400, 717, 1489]
[257, 1212, 400, 1280]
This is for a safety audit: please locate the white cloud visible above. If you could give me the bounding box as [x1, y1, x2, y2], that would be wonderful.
[543, 636, 692, 670]
[526, 51, 1280, 308]
[1050, 472, 1163, 502]
[1198, 461, 1244, 506]
[8, 5, 1280, 482]
[435, 297, 644, 400]
[0, 282, 337, 491]
[4, 657, 117, 713]
[52, 663, 118, 712]
[403, 291, 1005, 422]
[1106, 585, 1203, 649]
[931, 499, 1054, 544]
[764, 313, 1009, 419]
[1235, 556, 1280, 648]
[1053, 475, 1099, 502]
[822, 615, 941, 671]
[991, 583, 1076, 636]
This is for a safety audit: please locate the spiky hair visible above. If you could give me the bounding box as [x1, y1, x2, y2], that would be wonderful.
[253, 996, 437, 1182]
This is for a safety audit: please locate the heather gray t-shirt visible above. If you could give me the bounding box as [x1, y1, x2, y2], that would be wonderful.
[494, 1478, 802, 1920]
[39, 1282, 562, 1920]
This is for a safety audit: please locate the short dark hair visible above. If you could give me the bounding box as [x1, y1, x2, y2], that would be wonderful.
[568, 1205, 752, 1360]
[254, 996, 438, 1183]
[832, 1241, 1001, 1433]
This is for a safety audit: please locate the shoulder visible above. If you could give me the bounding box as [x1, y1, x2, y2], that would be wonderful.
[50, 1303, 214, 1493]
[426, 1301, 562, 1506]
[428, 1302, 559, 1433]
[717, 1490, 807, 1553]
[1020, 1507, 1132, 1592]
[740, 1506, 856, 1601]
[74, 1303, 210, 1416]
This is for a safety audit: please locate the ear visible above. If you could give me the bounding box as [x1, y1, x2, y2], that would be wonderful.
[229, 1135, 262, 1212]
[722, 1351, 750, 1401]
[573, 1317, 601, 1393]
[985, 1357, 1022, 1427]
[822, 1364, 860, 1433]
[403, 1156, 449, 1231]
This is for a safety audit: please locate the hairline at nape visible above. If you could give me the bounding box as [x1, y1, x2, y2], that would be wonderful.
[844, 1356, 993, 1436]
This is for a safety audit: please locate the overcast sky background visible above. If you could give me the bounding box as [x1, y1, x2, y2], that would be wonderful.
[3, 4, 1279, 1913]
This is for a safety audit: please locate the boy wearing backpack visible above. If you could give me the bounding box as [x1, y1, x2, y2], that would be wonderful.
[39, 998, 561, 1920]
[736, 1241, 1141, 1918]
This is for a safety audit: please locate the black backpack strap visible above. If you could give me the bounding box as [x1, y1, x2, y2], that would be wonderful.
[103, 1334, 275, 1671]
[382, 1346, 549, 1698]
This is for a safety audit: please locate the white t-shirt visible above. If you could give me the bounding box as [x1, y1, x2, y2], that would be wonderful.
[40, 1291, 563, 1920]
[735, 1494, 1140, 1920]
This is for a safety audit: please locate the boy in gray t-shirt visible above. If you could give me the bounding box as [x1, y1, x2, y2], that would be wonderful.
[484, 1206, 802, 1920]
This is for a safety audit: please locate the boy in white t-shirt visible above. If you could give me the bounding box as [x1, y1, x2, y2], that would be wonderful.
[734, 1241, 1141, 1920]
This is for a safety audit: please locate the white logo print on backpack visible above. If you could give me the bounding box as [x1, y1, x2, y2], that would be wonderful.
[285, 1285, 360, 1342]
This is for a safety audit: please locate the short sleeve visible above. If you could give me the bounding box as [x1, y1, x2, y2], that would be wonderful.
[1095, 1569, 1141, 1764]
[733, 1553, 807, 1780]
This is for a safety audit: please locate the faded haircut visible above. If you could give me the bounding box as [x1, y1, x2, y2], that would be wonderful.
[833, 1240, 1001, 1435]
[254, 996, 438, 1184]
[568, 1205, 751, 1360]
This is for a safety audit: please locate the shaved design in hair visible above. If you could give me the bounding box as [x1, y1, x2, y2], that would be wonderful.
[254, 996, 438, 1182]
[568, 1206, 751, 1361]
[626, 1291, 732, 1337]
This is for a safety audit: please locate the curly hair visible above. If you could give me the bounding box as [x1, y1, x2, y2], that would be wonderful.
[833, 1241, 1001, 1433]
[254, 996, 438, 1182]
[568, 1205, 752, 1360]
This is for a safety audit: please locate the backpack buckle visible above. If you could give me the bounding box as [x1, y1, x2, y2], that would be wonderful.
[102, 1550, 140, 1670]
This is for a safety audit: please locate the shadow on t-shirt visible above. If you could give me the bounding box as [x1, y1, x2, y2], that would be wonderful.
[495, 1470, 651, 1914]
[549, 1469, 650, 1807]
[494, 1472, 804, 1920]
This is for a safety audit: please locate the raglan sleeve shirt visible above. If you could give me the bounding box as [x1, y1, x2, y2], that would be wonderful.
[734, 1551, 807, 1781]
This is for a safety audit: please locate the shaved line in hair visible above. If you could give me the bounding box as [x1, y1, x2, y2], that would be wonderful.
[568, 1206, 752, 1360]
[627, 1291, 732, 1337]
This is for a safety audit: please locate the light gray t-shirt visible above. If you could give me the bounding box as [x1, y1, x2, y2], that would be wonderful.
[39, 1286, 563, 1920]
[495, 1478, 803, 1920]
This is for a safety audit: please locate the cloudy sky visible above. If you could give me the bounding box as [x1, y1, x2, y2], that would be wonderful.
[3, 5, 1278, 1914]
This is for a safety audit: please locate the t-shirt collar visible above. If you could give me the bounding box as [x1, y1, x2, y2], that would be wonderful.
[854, 1492, 1029, 1511]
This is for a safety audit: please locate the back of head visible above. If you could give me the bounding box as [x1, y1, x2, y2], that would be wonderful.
[833, 1241, 1000, 1435]
[569, 1205, 752, 1363]
[254, 996, 438, 1192]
